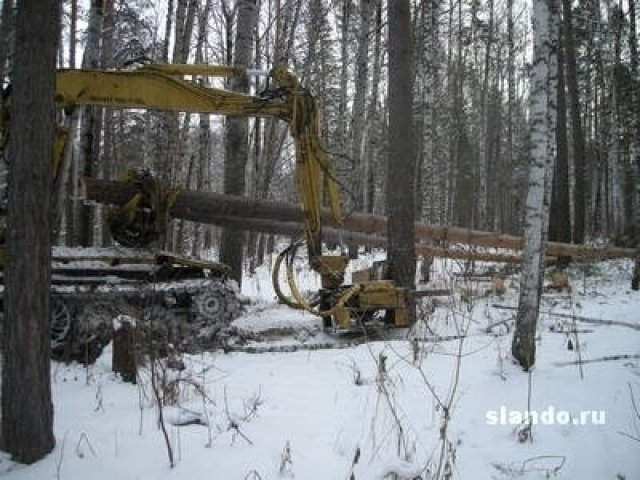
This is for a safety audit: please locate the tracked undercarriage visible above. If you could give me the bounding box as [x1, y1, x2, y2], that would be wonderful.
[3, 247, 244, 364]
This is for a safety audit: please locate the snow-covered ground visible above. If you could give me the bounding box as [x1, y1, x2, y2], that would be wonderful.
[1, 256, 639, 479]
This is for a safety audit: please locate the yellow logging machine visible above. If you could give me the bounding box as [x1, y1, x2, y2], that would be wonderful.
[3, 63, 411, 330]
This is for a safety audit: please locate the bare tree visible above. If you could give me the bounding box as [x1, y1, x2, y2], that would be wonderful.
[512, 0, 559, 370]
[630, 0, 640, 290]
[387, 0, 416, 304]
[219, 0, 257, 286]
[549, 22, 571, 252]
[347, 0, 373, 258]
[1, 0, 59, 463]
[562, 0, 586, 244]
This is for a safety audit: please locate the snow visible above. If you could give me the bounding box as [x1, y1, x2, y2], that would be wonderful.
[1, 256, 639, 479]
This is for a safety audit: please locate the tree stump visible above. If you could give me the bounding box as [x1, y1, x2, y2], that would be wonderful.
[112, 320, 137, 383]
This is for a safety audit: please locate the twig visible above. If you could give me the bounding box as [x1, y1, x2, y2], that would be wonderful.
[278, 441, 293, 476]
[485, 318, 513, 332]
[434, 300, 470, 479]
[554, 354, 640, 367]
[629, 383, 640, 422]
[56, 432, 68, 480]
[618, 431, 640, 443]
[618, 383, 640, 443]
[516, 372, 534, 443]
[223, 386, 254, 446]
[570, 303, 585, 380]
[75, 432, 97, 459]
[494, 455, 565, 476]
[150, 357, 175, 467]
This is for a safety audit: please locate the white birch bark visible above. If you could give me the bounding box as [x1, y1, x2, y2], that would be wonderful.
[512, 0, 556, 370]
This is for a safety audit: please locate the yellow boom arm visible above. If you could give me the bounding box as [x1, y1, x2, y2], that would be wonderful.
[53, 63, 343, 255]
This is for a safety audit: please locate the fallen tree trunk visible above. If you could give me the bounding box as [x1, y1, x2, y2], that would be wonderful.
[554, 354, 640, 367]
[84, 178, 638, 260]
[492, 304, 640, 330]
[203, 214, 528, 263]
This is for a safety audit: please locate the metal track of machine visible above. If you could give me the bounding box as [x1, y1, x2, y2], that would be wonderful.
[43, 248, 243, 363]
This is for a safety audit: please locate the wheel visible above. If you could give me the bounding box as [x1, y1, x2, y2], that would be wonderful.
[192, 282, 241, 328]
[193, 290, 223, 320]
[51, 297, 72, 348]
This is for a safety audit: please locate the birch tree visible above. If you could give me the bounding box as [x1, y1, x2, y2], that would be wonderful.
[512, 0, 559, 370]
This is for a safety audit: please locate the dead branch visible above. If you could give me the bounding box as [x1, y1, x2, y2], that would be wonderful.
[492, 304, 640, 331]
[553, 354, 640, 367]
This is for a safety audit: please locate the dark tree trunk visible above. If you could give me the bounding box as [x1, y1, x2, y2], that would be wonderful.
[387, 0, 416, 297]
[219, 0, 257, 286]
[0, 0, 14, 79]
[629, 0, 640, 253]
[112, 322, 137, 384]
[2, 0, 58, 463]
[563, 0, 586, 243]
[549, 24, 572, 253]
[69, 0, 77, 68]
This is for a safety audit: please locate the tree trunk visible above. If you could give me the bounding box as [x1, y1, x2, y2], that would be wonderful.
[512, 0, 557, 371]
[99, 0, 115, 246]
[75, 0, 104, 246]
[0, 0, 14, 79]
[387, 0, 416, 299]
[629, 0, 640, 252]
[364, 0, 383, 216]
[506, 0, 516, 232]
[219, 0, 257, 286]
[192, 0, 213, 257]
[563, 0, 586, 244]
[337, 0, 351, 176]
[549, 23, 571, 251]
[0, 0, 14, 204]
[347, 0, 373, 258]
[2, 0, 58, 463]
[69, 0, 77, 68]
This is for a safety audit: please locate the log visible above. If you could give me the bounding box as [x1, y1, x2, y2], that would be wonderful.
[84, 178, 638, 260]
[492, 304, 640, 330]
[553, 354, 640, 367]
[202, 214, 529, 263]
